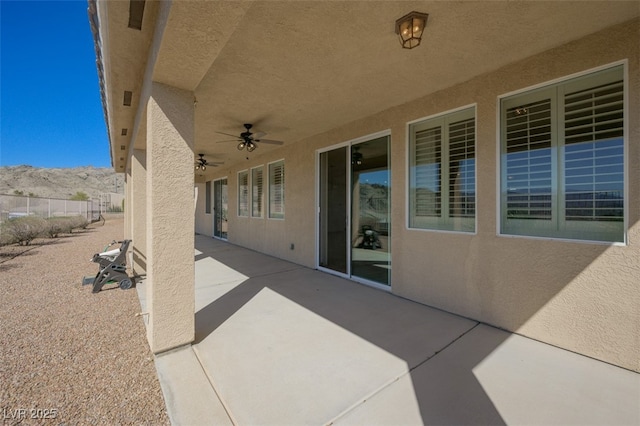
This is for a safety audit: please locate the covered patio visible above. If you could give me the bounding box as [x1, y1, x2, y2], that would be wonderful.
[91, 0, 640, 406]
[137, 236, 640, 425]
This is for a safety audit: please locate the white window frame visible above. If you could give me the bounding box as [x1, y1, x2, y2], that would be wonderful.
[406, 104, 477, 233]
[238, 170, 249, 217]
[268, 159, 285, 220]
[497, 61, 627, 244]
[251, 165, 264, 218]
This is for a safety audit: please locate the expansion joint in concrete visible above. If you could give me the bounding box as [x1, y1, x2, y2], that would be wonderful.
[251, 266, 306, 279]
[409, 322, 481, 373]
[192, 346, 237, 425]
[153, 342, 193, 357]
[326, 322, 481, 425]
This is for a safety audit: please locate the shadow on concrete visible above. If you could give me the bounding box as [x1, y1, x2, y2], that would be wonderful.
[193, 238, 508, 424]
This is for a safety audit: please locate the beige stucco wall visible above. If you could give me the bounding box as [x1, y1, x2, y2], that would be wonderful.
[194, 181, 213, 236]
[131, 149, 147, 275]
[198, 19, 639, 371]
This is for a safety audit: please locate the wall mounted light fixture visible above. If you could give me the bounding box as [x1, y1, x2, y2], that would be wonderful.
[395, 11, 429, 49]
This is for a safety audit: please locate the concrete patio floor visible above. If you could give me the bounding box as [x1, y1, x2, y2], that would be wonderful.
[137, 235, 640, 425]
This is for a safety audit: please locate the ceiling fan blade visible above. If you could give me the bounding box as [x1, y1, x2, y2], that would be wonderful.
[256, 139, 284, 145]
[253, 131, 267, 139]
[215, 131, 240, 138]
[216, 139, 241, 143]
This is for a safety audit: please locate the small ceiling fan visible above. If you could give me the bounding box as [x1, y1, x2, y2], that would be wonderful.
[194, 154, 223, 171]
[216, 123, 283, 152]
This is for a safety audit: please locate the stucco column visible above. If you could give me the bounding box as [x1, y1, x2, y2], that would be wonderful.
[145, 82, 195, 353]
[131, 149, 147, 275]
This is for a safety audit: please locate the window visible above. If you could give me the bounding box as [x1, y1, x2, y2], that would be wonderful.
[500, 65, 624, 242]
[205, 181, 211, 214]
[251, 166, 263, 218]
[269, 160, 285, 219]
[409, 106, 476, 232]
[238, 170, 248, 217]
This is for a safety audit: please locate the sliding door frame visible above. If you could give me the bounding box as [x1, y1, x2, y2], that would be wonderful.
[212, 177, 228, 241]
[315, 129, 392, 291]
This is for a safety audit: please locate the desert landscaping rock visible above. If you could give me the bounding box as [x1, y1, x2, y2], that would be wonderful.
[0, 216, 169, 425]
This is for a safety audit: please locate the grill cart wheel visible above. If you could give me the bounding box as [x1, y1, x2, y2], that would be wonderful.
[119, 278, 133, 290]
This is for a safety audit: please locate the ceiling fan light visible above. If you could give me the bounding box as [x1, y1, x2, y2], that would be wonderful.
[202, 165, 206, 171]
[351, 148, 364, 165]
[237, 142, 246, 151]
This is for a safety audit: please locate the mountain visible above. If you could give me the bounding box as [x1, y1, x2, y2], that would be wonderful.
[0, 165, 124, 200]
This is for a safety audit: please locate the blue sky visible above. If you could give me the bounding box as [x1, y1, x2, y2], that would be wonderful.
[1, 0, 110, 168]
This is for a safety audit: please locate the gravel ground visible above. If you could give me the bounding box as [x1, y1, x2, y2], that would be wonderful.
[0, 217, 169, 425]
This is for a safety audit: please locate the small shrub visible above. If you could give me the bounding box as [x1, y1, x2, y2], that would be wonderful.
[0, 228, 16, 246]
[70, 215, 89, 231]
[45, 216, 89, 238]
[45, 219, 64, 238]
[2, 216, 47, 246]
[45, 217, 73, 238]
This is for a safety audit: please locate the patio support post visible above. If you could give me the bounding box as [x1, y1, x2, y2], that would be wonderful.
[145, 82, 195, 353]
[131, 149, 147, 275]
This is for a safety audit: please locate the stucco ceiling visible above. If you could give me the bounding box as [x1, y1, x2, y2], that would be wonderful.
[99, 1, 640, 170]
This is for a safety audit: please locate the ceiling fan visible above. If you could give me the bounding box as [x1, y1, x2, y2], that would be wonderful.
[216, 123, 283, 152]
[194, 154, 223, 171]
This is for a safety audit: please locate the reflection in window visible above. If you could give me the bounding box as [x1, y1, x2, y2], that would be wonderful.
[505, 99, 552, 220]
[500, 65, 624, 242]
[564, 139, 623, 221]
[448, 118, 476, 219]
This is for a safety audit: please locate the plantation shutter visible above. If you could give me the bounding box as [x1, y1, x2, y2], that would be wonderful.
[252, 167, 263, 217]
[563, 78, 624, 222]
[238, 171, 249, 216]
[505, 98, 553, 220]
[269, 161, 284, 219]
[448, 117, 475, 218]
[414, 126, 442, 217]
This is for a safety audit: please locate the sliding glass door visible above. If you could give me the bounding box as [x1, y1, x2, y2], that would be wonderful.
[350, 137, 391, 285]
[318, 135, 391, 287]
[213, 178, 228, 240]
[319, 147, 348, 273]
